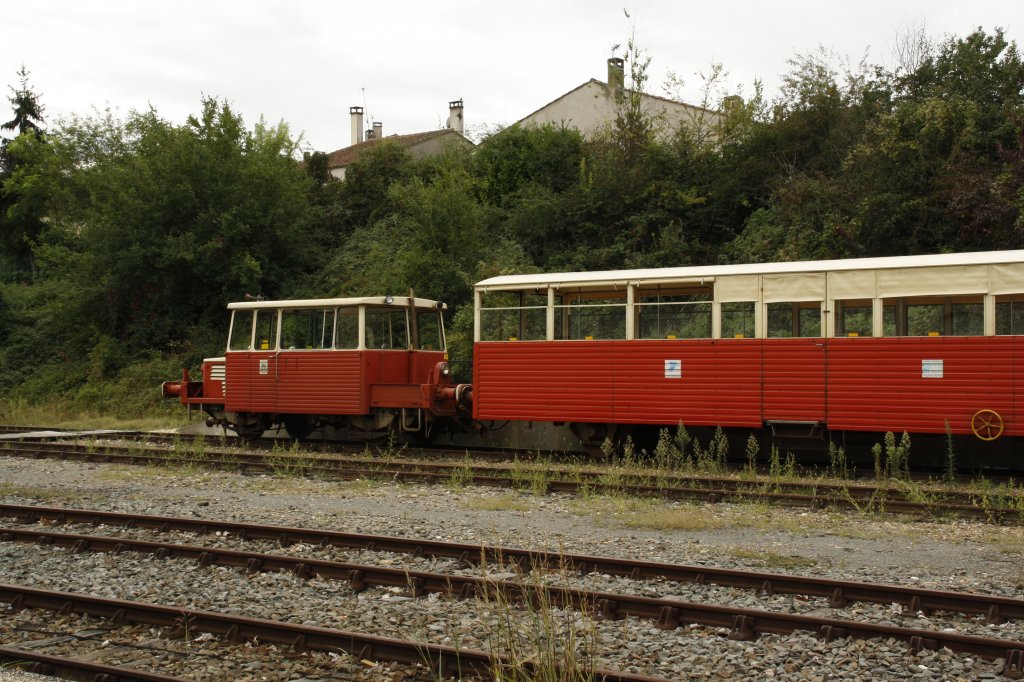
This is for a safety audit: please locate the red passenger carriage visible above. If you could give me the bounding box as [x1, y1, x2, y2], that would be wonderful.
[471, 251, 1024, 459]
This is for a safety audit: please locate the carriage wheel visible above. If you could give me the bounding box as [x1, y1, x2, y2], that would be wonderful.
[970, 409, 1004, 441]
[283, 416, 315, 441]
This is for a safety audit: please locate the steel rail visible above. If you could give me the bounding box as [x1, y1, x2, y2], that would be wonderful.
[0, 645, 188, 681]
[2, 561, 1023, 677]
[3, 437, 1006, 503]
[5, 525, 1024, 630]
[3, 504, 1024, 624]
[1, 442, 1018, 521]
[0, 584, 670, 682]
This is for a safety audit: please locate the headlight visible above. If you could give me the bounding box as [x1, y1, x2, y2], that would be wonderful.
[440, 362, 450, 376]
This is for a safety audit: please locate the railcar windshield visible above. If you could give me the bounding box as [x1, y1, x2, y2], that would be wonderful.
[228, 310, 254, 350]
[365, 308, 409, 349]
[281, 308, 334, 350]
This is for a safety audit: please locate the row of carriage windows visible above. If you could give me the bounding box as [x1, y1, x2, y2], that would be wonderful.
[479, 288, 1024, 341]
[228, 307, 445, 352]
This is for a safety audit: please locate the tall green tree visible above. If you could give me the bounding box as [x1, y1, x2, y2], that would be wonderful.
[1, 65, 47, 280]
[3, 98, 312, 373]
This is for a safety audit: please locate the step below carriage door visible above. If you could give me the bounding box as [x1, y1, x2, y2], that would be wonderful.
[761, 272, 827, 423]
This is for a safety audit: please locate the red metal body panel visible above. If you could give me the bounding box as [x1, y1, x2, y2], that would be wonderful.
[473, 340, 764, 427]
[276, 350, 364, 414]
[473, 337, 1021, 437]
[826, 337, 1020, 437]
[221, 349, 447, 416]
[762, 339, 826, 422]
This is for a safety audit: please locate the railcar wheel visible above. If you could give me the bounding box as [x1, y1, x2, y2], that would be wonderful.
[971, 409, 1004, 441]
[283, 416, 315, 441]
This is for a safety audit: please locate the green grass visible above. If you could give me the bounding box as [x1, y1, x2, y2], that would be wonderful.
[464, 494, 533, 512]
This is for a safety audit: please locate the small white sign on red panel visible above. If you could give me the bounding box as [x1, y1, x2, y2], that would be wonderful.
[921, 359, 943, 378]
[664, 359, 682, 379]
[259, 359, 269, 375]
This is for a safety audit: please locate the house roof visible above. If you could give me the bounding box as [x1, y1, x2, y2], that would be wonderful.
[325, 129, 468, 169]
[513, 78, 719, 129]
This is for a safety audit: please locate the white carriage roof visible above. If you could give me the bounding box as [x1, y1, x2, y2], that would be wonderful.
[474, 250, 1024, 290]
[227, 296, 445, 310]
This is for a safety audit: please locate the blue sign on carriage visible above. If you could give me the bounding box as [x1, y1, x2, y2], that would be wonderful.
[664, 359, 682, 379]
[921, 359, 943, 378]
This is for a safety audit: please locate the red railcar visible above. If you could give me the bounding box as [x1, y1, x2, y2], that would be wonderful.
[472, 250, 1024, 455]
[163, 296, 470, 440]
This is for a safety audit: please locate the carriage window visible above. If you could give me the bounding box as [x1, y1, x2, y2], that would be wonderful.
[228, 310, 254, 350]
[767, 302, 821, 338]
[951, 298, 983, 336]
[721, 302, 755, 338]
[479, 291, 546, 341]
[836, 299, 872, 337]
[335, 307, 358, 349]
[883, 296, 983, 336]
[417, 310, 445, 350]
[996, 295, 1024, 335]
[254, 310, 278, 350]
[557, 291, 626, 340]
[636, 287, 712, 339]
[281, 308, 333, 350]
[365, 308, 408, 349]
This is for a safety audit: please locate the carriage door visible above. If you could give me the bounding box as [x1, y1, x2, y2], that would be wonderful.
[364, 307, 418, 410]
[248, 308, 279, 413]
[761, 274, 827, 426]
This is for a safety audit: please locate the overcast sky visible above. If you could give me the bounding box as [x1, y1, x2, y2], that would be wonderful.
[3, 1, 1019, 152]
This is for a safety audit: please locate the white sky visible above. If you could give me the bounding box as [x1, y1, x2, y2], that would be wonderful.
[3, 1, 1019, 152]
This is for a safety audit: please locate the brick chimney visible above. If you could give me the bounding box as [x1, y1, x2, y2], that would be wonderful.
[350, 106, 364, 145]
[447, 99, 464, 134]
[607, 57, 625, 93]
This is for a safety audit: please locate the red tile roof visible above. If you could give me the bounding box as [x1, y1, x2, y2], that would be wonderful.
[325, 129, 464, 168]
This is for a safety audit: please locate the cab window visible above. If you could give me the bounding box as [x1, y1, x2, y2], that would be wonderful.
[336, 307, 359, 349]
[417, 310, 445, 350]
[228, 310, 254, 350]
[254, 310, 278, 350]
[365, 308, 408, 349]
[281, 308, 334, 350]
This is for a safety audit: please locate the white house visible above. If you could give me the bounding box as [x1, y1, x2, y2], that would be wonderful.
[515, 58, 724, 140]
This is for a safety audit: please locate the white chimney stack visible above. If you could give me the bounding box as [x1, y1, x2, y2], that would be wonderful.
[350, 106, 364, 145]
[447, 99, 464, 134]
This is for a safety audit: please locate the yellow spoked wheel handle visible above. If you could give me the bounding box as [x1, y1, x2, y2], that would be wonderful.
[971, 409, 1004, 441]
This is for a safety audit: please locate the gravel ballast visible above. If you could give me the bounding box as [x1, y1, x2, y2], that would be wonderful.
[1, 453, 1023, 680]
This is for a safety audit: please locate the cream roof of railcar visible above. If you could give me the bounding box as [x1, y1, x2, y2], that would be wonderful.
[475, 250, 1024, 290]
[227, 297, 445, 310]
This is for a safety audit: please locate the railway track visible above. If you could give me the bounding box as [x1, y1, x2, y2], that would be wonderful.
[1, 505, 1022, 679]
[2, 437, 1022, 522]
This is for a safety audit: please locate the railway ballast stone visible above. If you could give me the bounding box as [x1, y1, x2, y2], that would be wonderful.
[0, 451, 1021, 680]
